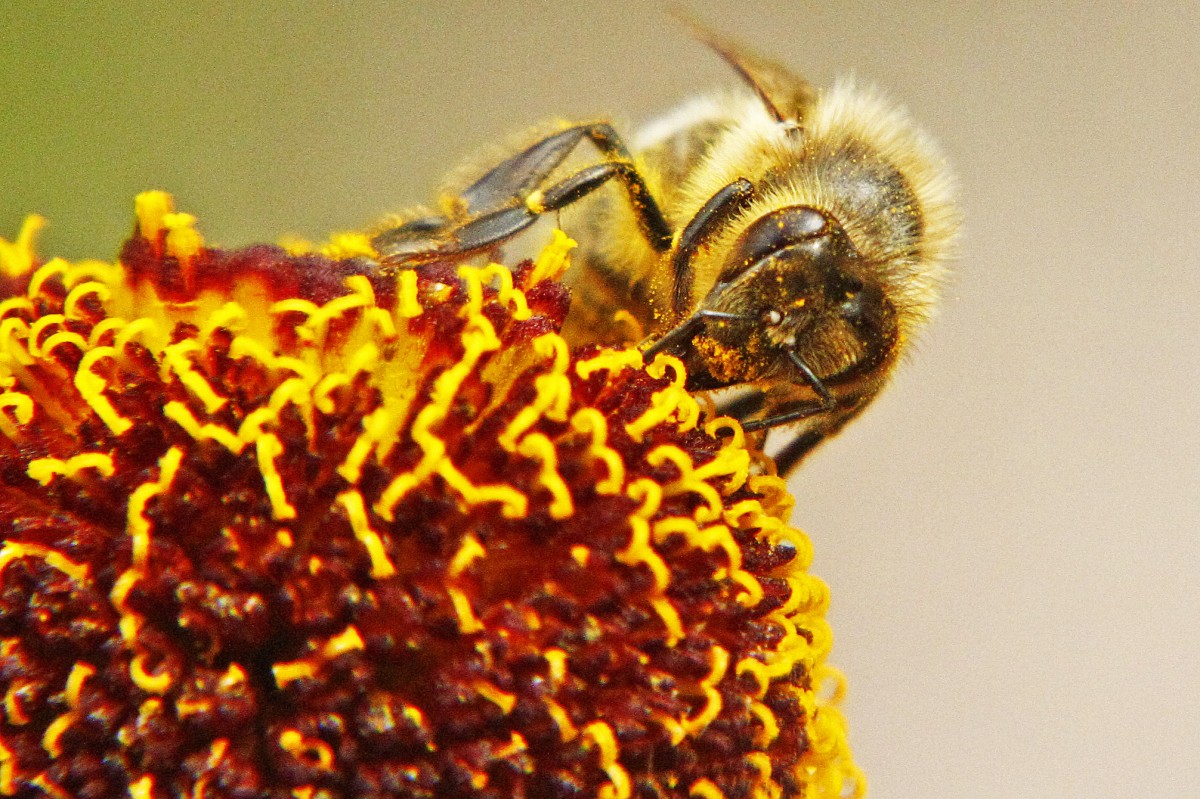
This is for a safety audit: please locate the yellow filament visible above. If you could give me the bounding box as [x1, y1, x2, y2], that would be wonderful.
[569, 408, 624, 493]
[162, 340, 227, 414]
[499, 334, 571, 449]
[543, 698, 577, 741]
[397, 269, 422, 317]
[617, 517, 670, 593]
[574, 347, 641, 379]
[681, 646, 729, 735]
[530, 228, 576, 283]
[41, 712, 76, 756]
[650, 597, 684, 645]
[163, 401, 244, 453]
[26, 258, 68, 299]
[130, 653, 172, 694]
[62, 281, 110, 320]
[583, 722, 630, 799]
[163, 211, 202, 264]
[272, 661, 317, 687]
[255, 434, 296, 520]
[322, 626, 365, 658]
[28, 312, 67, 356]
[448, 534, 486, 578]
[0, 542, 89, 583]
[473, 681, 517, 714]
[543, 648, 568, 686]
[689, 779, 726, 799]
[128, 776, 155, 799]
[75, 347, 133, 434]
[517, 433, 574, 518]
[748, 701, 780, 747]
[0, 214, 45, 277]
[447, 587, 484, 634]
[0, 737, 17, 794]
[63, 662, 95, 708]
[336, 491, 397, 578]
[134, 190, 173, 244]
[278, 730, 334, 770]
[126, 447, 184, 571]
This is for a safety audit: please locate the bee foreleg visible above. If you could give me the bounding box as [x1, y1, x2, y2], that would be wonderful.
[670, 178, 756, 315]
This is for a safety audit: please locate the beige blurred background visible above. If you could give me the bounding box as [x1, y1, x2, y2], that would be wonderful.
[3, 1, 1198, 796]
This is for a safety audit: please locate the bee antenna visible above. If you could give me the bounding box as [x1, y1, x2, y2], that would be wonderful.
[666, 5, 815, 124]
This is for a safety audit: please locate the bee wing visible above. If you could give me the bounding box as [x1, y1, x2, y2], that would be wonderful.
[673, 9, 816, 124]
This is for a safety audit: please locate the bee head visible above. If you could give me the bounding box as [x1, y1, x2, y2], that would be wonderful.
[683, 206, 899, 394]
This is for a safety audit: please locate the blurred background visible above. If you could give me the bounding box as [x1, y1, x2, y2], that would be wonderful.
[3, 1, 1197, 796]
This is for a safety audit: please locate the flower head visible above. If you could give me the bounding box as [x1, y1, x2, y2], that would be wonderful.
[0, 194, 861, 798]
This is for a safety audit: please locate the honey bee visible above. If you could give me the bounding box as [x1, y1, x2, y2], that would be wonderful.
[372, 23, 958, 474]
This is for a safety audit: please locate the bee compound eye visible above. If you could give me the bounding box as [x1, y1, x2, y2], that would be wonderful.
[724, 206, 834, 284]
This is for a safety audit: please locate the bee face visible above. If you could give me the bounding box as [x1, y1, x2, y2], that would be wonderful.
[372, 22, 958, 473]
[682, 205, 899, 393]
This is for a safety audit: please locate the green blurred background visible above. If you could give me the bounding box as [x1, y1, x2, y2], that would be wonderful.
[5, 1, 1199, 797]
